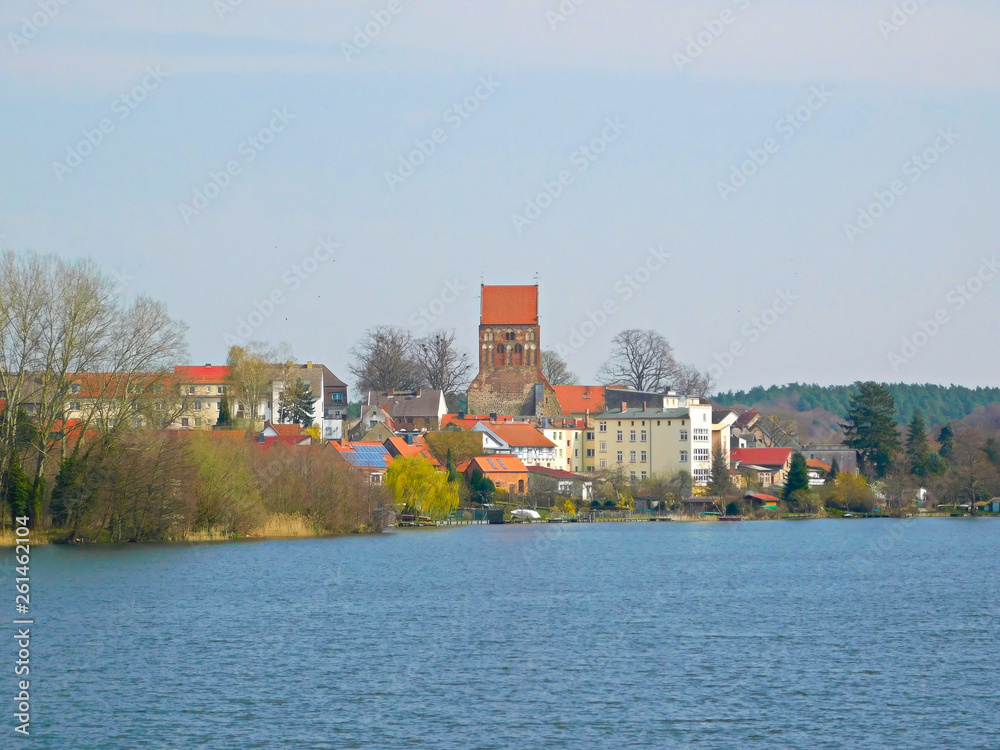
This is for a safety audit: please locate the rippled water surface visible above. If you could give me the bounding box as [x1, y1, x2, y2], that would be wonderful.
[9, 518, 1000, 749]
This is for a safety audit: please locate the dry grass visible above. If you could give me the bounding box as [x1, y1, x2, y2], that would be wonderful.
[183, 527, 234, 542]
[250, 513, 318, 539]
[0, 528, 51, 546]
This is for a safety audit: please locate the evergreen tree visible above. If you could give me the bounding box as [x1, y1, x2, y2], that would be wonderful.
[709, 448, 735, 499]
[278, 379, 316, 426]
[446, 448, 458, 483]
[782, 452, 810, 505]
[217, 395, 231, 426]
[829, 457, 840, 480]
[938, 425, 955, 458]
[841, 382, 900, 478]
[3, 453, 32, 522]
[905, 412, 931, 476]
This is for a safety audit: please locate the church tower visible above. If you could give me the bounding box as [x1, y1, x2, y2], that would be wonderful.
[466, 285, 560, 417]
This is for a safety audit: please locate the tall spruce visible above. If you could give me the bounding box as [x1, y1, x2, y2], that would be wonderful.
[782, 452, 810, 505]
[709, 448, 735, 499]
[937, 425, 955, 458]
[278, 379, 316, 426]
[905, 412, 931, 476]
[829, 457, 840, 480]
[840, 381, 900, 478]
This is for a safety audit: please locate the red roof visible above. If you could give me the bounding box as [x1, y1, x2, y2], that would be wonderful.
[174, 365, 230, 383]
[552, 385, 605, 415]
[266, 423, 302, 437]
[527, 465, 582, 480]
[730, 447, 794, 468]
[383, 436, 442, 467]
[486, 422, 555, 448]
[441, 413, 515, 430]
[807, 458, 832, 472]
[480, 285, 538, 325]
[464, 454, 527, 474]
[258, 435, 311, 447]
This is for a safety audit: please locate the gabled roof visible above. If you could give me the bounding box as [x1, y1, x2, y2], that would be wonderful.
[441, 413, 515, 430]
[734, 409, 760, 429]
[482, 422, 555, 448]
[264, 422, 302, 437]
[553, 385, 605, 415]
[464, 454, 527, 474]
[806, 458, 832, 472]
[730, 447, 794, 468]
[383, 436, 442, 467]
[377, 390, 445, 419]
[480, 285, 538, 325]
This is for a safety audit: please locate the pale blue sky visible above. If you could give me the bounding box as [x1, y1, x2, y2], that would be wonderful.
[2, 1, 998, 394]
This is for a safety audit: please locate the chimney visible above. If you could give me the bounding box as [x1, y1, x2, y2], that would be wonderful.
[306, 361, 313, 369]
[205, 363, 212, 367]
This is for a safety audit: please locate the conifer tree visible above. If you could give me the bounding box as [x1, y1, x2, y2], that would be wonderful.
[782, 452, 810, 505]
[905, 412, 931, 476]
[278, 379, 316, 426]
[841, 382, 900, 478]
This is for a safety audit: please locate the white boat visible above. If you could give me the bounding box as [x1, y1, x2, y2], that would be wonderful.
[511, 508, 541, 520]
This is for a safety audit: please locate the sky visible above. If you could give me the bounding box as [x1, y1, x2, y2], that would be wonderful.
[1, 0, 999, 395]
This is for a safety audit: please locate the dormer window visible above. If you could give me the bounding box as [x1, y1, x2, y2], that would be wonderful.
[70, 383, 81, 394]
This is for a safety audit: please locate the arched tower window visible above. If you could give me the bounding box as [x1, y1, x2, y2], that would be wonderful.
[513, 343, 524, 366]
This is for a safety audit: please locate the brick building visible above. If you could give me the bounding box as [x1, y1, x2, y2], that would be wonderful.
[466, 285, 560, 417]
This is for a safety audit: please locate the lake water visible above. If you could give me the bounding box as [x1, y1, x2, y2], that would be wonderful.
[7, 519, 999, 749]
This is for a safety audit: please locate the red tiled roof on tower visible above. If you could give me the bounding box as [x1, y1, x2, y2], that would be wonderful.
[480, 285, 538, 325]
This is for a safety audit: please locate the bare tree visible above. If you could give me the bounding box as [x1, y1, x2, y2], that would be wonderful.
[349, 325, 421, 393]
[598, 329, 677, 392]
[672, 362, 715, 399]
[227, 342, 291, 425]
[413, 329, 472, 397]
[541, 351, 578, 385]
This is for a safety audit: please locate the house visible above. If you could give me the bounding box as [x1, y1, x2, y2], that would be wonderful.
[472, 421, 557, 468]
[538, 418, 587, 472]
[261, 422, 304, 438]
[980, 498, 1000, 514]
[681, 497, 722, 514]
[803, 444, 858, 474]
[348, 404, 394, 441]
[730, 447, 795, 487]
[267, 362, 348, 440]
[732, 410, 802, 449]
[330, 441, 392, 484]
[527, 465, 593, 502]
[466, 285, 562, 417]
[371, 389, 447, 434]
[806, 458, 831, 486]
[745, 493, 780, 510]
[553, 385, 606, 417]
[586, 395, 721, 485]
[462, 454, 528, 494]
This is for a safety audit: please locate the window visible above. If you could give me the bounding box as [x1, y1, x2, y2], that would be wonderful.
[680, 430, 688, 441]
[599, 441, 607, 452]
[641, 451, 647, 462]
[70, 401, 80, 411]
[680, 450, 688, 462]
[616, 451, 623, 463]
[218, 386, 226, 394]
[599, 459, 608, 469]
[188, 386, 195, 395]
[630, 430, 636, 442]
[629, 451, 636, 463]
[70, 383, 81, 394]
[694, 428, 710, 442]
[155, 401, 165, 411]
[599, 423, 607, 433]
[586, 449, 595, 458]
[694, 448, 710, 462]
[181, 418, 189, 427]
[215, 402, 220, 410]
[25, 404, 34, 414]
[616, 430, 623, 442]
[332, 393, 344, 402]
[505, 331, 515, 341]
[586, 431, 595, 440]
[641, 471, 647, 480]
[195, 418, 202, 427]
[574, 449, 579, 457]
[694, 468, 710, 484]
[194, 401, 202, 411]
[630, 471, 636, 482]
[641, 430, 647, 442]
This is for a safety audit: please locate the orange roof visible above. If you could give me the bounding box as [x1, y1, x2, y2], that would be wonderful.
[480, 285, 538, 325]
[383, 436, 442, 467]
[465, 454, 527, 474]
[807, 459, 832, 472]
[552, 385, 605, 415]
[267, 423, 302, 437]
[486, 422, 555, 448]
[441, 413, 515, 430]
[174, 365, 230, 383]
